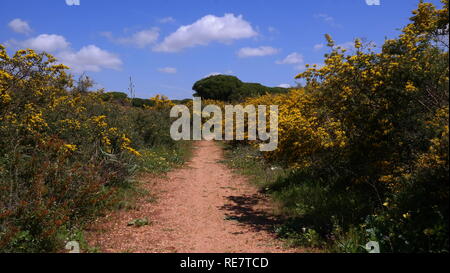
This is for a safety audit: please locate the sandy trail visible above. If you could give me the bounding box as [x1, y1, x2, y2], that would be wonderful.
[86, 140, 300, 253]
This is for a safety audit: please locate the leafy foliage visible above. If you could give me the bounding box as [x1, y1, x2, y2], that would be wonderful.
[241, 0, 449, 252]
[192, 74, 288, 102]
[0, 45, 184, 252]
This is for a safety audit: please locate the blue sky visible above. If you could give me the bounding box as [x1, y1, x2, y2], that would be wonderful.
[0, 0, 444, 99]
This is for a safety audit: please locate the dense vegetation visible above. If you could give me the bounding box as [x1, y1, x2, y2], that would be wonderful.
[0, 0, 447, 254]
[0, 46, 188, 252]
[100, 91, 190, 108]
[225, 1, 449, 252]
[192, 74, 288, 102]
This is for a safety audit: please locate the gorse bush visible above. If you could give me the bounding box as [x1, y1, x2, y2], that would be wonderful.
[0, 45, 181, 252]
[242, 1, 448, 252]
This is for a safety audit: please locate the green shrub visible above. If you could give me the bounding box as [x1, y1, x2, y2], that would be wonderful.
[0, 45, 186, 252]
[192, 75, 288, 102]
[229, 1, 449, 253]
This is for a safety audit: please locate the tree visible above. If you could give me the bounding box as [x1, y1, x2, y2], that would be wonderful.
[192, 75, 288, 102]
[72, 74, 94, 94]
[192, 75, 243, 101]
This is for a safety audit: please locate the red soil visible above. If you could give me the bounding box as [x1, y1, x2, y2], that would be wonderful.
[86, 140, 306, 253]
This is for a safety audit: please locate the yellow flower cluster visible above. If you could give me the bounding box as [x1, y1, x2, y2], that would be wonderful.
[63, 144, 77, 152]
[91, 115, 108, 127]
[0, 45, 142, 161]
[245, 89, 348, 167]
[120, 134, 141, 157]
[147, 94, 175, 110]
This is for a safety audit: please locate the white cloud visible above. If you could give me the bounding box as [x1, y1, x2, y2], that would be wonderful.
[278, 84, 291, 88]
[8, 18, 32, 35]
[268, 26, 278, 33]
[315, 13, 333, 23]
[6, 33, 122, 73]
[313, 43, 325, 51]
[17, 34, 70, 52]
[100, 31, 113, 39]
[159, 17, 176, 24]
[205, 70, 234, 77]
[276, 52, 303, 65]
[237, 46, 279, 58]
[58, 45, 122, 73]
[154, 14, 257, 52]
[314, 13, 341, 28]
[7, 33, 122, 73]
[157, 67, 177, 74]
[103, 28, 160, 48]
[206, 72, 222, 77]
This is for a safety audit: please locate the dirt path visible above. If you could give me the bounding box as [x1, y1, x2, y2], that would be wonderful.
[86, 140, 302, 253]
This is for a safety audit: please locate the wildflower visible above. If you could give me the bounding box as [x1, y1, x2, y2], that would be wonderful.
[405, 81, 418, 92]
[0, 92, 11, 103]
[126, 147, 141, 157]
[91, 115, 107, 127]
[102, 136, 111, 146]
[63, 144, 77, 152]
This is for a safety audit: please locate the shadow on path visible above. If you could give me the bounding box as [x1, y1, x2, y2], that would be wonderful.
[219, 193, 282, 234]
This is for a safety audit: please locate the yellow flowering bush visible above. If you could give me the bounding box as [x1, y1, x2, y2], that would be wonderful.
[0, 45, 180, 252]
[239, 1, 448, 252]
[246, 89, 347, 166]
[147, 94, 175, 110]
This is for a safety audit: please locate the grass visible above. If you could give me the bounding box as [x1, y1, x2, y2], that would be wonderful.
[220, 142, 369, 253]
[220, 142, 288, 190]
[219, 142, 323, 248]
[220, 143, 323, 249]
[138, 141, 193, 174]
[127, 218, 151, 227]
